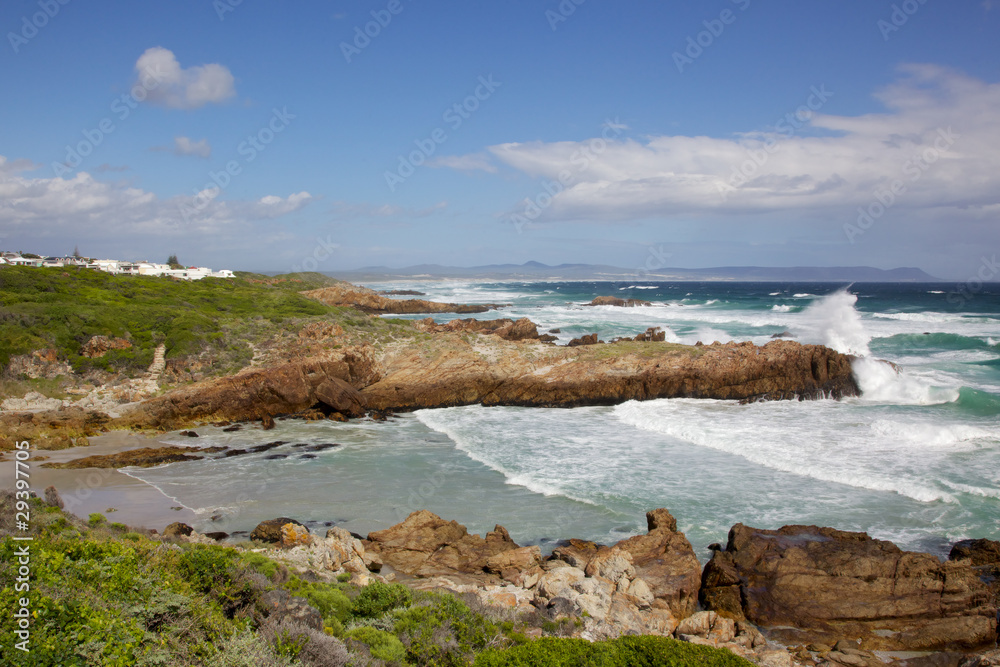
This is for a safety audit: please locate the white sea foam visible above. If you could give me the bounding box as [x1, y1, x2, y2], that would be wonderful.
[772, 304, 793, 312]
[852, 357, 960, 405]
[797, 290, 871, 355]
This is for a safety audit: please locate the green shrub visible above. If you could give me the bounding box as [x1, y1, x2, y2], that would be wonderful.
[284, 577, 352, 626]
[392, 591, 502, 665]
[238, 551, 281, 580]
[87, 513, 105, 527]
[347, 626, 406, 662]
[474, 635, 756, 667]
[109, 522, 128, 532]
[353, 580, 412, 619]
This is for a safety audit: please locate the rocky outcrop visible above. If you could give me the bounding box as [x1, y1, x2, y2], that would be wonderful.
[0, 406, 108, 451]
[414, 317, 552, 342]
[42, 446, 206, 469]
[251, 518, 308, 543]
[950, 538, 1000, 567]
[567, 333, 601, 347]
[120, 350, 378, 430]
[362, 338, 859, 411]
[365, 510, 518, 580]
[80, 335, 133, 358]
[633, 327, 666, 342]
[163, 522, 194, 538]
[587, 296, 652, 307]
[303, 284, 502, 315]
[700, 523, 999, 650]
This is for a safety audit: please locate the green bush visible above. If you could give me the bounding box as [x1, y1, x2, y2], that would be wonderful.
[392, 591, 502, 666]
[347, 626, 406, 662]
[474, 635, 756, 667]
[87, 513, 105, 527]
[353, 580, 412, 619]
[284, 576, 352, 627]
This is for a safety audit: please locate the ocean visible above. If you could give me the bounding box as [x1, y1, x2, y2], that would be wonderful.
[125, 281, 1000, 561]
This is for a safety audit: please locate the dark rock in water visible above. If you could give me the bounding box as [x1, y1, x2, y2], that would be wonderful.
[260, 588, 323, 631]
[231, 530, 248, 536]
[210, 514, 223, 522]
[264, 454, 288, 460]
[204, 531, 229, 542]
[222, 424, 242, 432]
[708, 543, 722, 551]
[350, 532, 365, 541]
[163, 522, 193, 538]
[43, 446, 204, 469]
[180, 430, 199, 437]
[261, 413, 276, 430]
[586, 296, 652, 307]
[771, 331, 794, 339]
[251, 517, 307, 543]
[549, 328, 561, 334]
[950, 538, 1000, 567]
[43, 485, 64, 509]
[700, 523, 999, 650]
[300, 443, 340, 452]
[249, 441, 287, 453]
[633, 327, 666, 342]
[291, 443, 310, 448]
[222, 448, 248, 458]
[538, 334, 558, 343]
[300, 454, 317, 459]
[201, 446, 228, 453]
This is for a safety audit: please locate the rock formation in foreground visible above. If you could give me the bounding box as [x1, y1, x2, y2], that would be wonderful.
[302, 283, 504, 314]
[700, 523, 999, 651]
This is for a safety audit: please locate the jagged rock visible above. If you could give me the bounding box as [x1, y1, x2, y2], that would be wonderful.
[43, 485, 64, 509]
[365, 511, 519, 578]
[280, 523, 314, 548]
[163, 522, 194, 538]
[634, 327, 666, 342]
[552, 539, 601, 569]
[700, 523, 999, 650]
[484, 546, 543, 581]
[251, 518, 307, 543]
[415, 317, 546, 342]
[959, 649, 1000, 667]
[612, 509, 702, 618]
[42, 446, 204, 469]
[303, 284, 503, 315]
[204, 531, 229, 541]
[80, 335, 132, 358]
[950, 539, 1000, 567]
[587, 296, 652, 307]
[567, 333, 600, 347]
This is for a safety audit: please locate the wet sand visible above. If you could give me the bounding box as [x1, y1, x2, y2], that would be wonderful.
[0, 431, 199, 531]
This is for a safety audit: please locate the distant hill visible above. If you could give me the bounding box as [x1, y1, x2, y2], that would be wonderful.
[325, 262, 940, 282]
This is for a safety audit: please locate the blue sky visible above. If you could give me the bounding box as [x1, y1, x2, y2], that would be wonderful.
[1, 0, 998, 278]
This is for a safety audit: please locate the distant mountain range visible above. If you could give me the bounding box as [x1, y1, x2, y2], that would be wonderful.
[326, 262, 940, 282]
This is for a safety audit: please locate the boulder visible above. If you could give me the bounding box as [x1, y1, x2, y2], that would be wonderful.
[260, 588, 323, 631]
[80, 335, 132, 358]
[280, 523, 314, 548]
[950, 539, 1000, 567]
[163, 522, 194, 538]
[612, 509, 702, 618]
[251, 518, 307, 543]
[567, 333, 600, 347]
[365, 511, 519, 577]
[700, 523, 999, 650]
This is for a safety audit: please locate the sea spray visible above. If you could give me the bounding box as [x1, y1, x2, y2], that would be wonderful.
[797, 289, 871, 355]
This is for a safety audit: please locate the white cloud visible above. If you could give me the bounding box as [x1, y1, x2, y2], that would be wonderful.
[173, 136, 212, 158]
[0, 158, 312, 237]
[135, 47, 236, 110]
[328, 200, 448, 221]
[488, 65, 1000, 223]
[427, 153, 497, 173]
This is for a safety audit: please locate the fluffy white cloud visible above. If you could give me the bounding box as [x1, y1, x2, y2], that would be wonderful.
[0, 159, 312, 236]
[135, 47, 236, 110]
[486, 65, 1000, 223]
[173, 136, 212, 158]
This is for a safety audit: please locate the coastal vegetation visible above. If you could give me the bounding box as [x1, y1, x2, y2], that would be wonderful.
[0, 492, 754, 666]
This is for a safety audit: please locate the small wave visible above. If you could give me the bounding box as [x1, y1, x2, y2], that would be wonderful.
[793, 293, 814, 298]
[928, 290, 945, 294]
[769, 292, 781, 296]
[852, 357, 960, 406]
[772, 304, 793, 312]
[939, 480, 1000, 500]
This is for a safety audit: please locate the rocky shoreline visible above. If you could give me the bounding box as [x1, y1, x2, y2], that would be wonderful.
[136, 501, 999, 667]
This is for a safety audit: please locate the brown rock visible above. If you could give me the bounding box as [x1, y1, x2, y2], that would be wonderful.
[567, 333, 600, 347]
[552, 538, 601, 569]
[42, 446, 204, 469]
[303, 283, 503, 315]
[163, 522, 193, 538]
[950, 539, 1000, 567]
[80, 335, 133, 358]
[634, 327, 666, 342]
[485, 546, 543, 578]
[415, 317, 545, 341]
[365, 511, 519, 577]
[700, 523, 999, 650]
[959, 649, 1000, 667]
[251, 518, 307, 543]
[612, 509, 702, 618]
[280, 523, 313, 548]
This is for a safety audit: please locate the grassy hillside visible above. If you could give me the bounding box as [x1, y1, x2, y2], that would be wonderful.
[0, 267, 399, 381]
[0, 492, 755, 667]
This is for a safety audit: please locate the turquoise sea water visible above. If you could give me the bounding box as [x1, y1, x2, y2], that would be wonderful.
[126, 282, 1000, 561]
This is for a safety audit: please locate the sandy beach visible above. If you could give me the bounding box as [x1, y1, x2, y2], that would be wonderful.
[1, 431, 199, 531]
